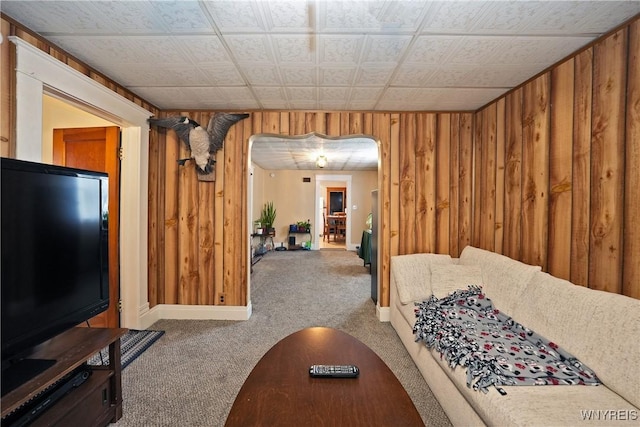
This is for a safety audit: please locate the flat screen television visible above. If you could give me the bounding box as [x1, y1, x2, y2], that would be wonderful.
[1, 157, 109, 395]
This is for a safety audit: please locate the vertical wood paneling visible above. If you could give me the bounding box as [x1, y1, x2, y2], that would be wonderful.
[449, 115, 461, 256]
[436, 114, 450, 254]
[291, 112, 305, 135]
[147, 124, 161, 307]
[472, 112, 483, 247]
[571, 48, 593, 287]
[264, 112, 280, 134]
[422, 114, 437, 253]
[589, 28, 627, 294]
[350, 113, 363, 135]
[164, 130, 180, 304]
[494, 99, 506, 254]
[521, 74, 550, 268]
[225, 117, 245, 305]
[178, 140, 198, 304]
[326, 112, 341, 136]
[399, 114, 416, 254]
[379, 113, 394, 306]
[504, 89, 523, 260]
[479, 104, 497, 251]
[548, 59, 575, 280]
[389, 113, 400, 264]
[458, 113, 473, 254]
[198, 180, 214, 304]
[624, 20, 640, 299]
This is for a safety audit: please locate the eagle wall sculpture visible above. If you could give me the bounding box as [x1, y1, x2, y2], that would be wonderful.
[149, 113, 250, 178]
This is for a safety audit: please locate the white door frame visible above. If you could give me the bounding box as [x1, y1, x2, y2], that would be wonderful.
[314, 175, 353, 250]
[10, 37, 153, 329]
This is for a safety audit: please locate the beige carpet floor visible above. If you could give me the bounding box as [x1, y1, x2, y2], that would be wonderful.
[114, 249, 452, 426]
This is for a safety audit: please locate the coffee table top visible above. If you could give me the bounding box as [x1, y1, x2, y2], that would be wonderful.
[225, 327, 424, 427]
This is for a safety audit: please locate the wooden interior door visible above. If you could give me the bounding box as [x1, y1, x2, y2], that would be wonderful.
[53, 126, 121, 328]
[327, 187, 347, 215]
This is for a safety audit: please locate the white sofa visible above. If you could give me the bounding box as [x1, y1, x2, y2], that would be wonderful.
[390, 246, 640, 426]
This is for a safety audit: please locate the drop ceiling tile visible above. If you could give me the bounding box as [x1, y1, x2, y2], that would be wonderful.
[348, 101, 378, 111]
[271, 35, 315, 63]
[472, 1, 550, 35]
[351, 87, 383, 101]
[130, 86, 206, 109]
[377, 0, 431, 31]
[319, 0, 387, 32]
[354, 66, 395, 85]
[172, 35, 232, 63]
[575, 2, 640, 33]
[427, 67, 477, 87]
[319, 87, 349, 102]
[446, 37, 506, 65]
[45, 36, 131, 65]
[319, 101, 349, 110]
[113, 65, 211, 86]
[4, 1, 106, 33]
[391, 67, 436, 86]
[198, 66, 245, 86]
[459, 65, 540, 88]
[495, 36, 594, 65]
[433, 88, 510, 110]
[261, 0, 311, 32]
[421, 1, 492, 34]
[281, 66, 317, 85]
[217, 87, 257, 103]
[319, 67, 356, 86]
[145, 0, 214, 33]
[361, 35, 412, 63]
[122, 36, 195, 64]
[253, 86, 287, 100]
[88, 1, 170, 33]
[286, 87, 317, 101]
[202, 0, 266, 32]
[289, 100, 318, 110]
[318, 35, 363, 64]
[244, 67, 282, 85]
[225, 35, 275, 63]
[403, 36, 459, 64]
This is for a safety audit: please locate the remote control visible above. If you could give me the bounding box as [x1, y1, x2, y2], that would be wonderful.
[309, 364, 359, 378]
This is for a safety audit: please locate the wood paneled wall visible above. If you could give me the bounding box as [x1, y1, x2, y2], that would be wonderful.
[472, 21, 639, 299]
[148, 111, 474, 307]
[3, 15, 638, 311]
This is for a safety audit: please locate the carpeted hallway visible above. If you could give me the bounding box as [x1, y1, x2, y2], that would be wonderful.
[114, 250, 451, 426]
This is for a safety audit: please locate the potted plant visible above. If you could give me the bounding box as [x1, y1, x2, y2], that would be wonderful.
[260, 202, 276, 235]
[296, 219, 311, 232]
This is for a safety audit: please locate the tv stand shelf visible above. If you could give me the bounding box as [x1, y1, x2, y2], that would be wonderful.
[1, 327, 127, 426]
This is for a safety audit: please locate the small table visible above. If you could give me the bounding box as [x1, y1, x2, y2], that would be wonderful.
[225, 327, 424, 427]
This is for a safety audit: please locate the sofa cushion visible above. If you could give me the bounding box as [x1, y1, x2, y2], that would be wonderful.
[391, 253, 452, 304]
[430, 349, 638, 426]
[512, 271, 640, 409]
[458, 246, 541, 314]
[430, 264, 484, 298]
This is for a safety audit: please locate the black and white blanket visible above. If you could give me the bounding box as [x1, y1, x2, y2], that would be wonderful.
[413, 286, 600, 394]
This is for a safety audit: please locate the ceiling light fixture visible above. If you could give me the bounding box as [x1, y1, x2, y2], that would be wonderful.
[316, 155, 328, 168]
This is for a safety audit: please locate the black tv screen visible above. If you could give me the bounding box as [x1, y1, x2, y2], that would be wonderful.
[1, 158, 109, 391]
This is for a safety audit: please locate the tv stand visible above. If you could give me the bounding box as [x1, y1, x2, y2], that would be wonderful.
[2, 358, 57, 396]
[1, 327, 127, 426]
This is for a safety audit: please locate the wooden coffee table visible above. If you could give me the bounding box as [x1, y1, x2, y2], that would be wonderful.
[225, 327, 424, 426]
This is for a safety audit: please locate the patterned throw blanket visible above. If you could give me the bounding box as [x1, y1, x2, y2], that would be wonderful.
[413, 286, 600, 394]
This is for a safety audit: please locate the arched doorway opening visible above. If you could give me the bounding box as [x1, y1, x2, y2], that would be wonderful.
[246, 132, 380, 304]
